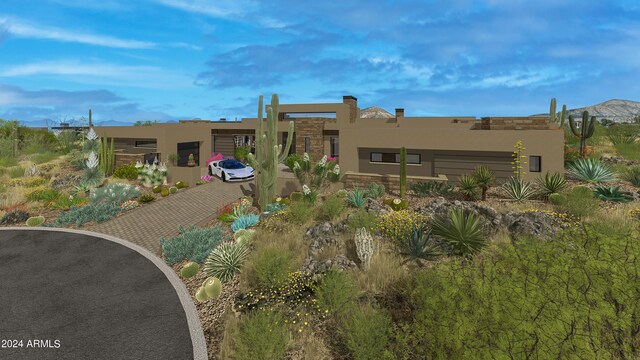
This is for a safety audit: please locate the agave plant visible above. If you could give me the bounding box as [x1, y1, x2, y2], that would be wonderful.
[430, 209, 486, 256]
[400, 225, 441, 266]
[622, 166, 640, 187]
[566, 158, 615, 183]
[231, 214, 260, 232]
[204, 242, 249, 282]
[346, 187, 368, 208]
[472, 165, 495, 201]
[501, 177, 536, 201]
[458, 174, 479, 200]
[535, 172, 567, 197]
[593, 186, 634, 202]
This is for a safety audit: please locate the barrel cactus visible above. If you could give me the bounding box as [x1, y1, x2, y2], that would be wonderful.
[180, 261, 200, 278]
[195, 286, 209, 303]
[194, 277, 223, 303]
[160, 187, 170, 197]
[169, 186, 178, 194]
[25, 215, 45, 227]
[152, 185, 162, 193]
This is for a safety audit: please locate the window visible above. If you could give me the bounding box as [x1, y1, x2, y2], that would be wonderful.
[304, 137, 311, 153]
[283, 112, 337, 119]
[177, 141, 200, 167]
[529, 156, 541, 172]
[370, 152, 421, 164]
[330, 137, 339, 157]
[135, 140, 157, 148]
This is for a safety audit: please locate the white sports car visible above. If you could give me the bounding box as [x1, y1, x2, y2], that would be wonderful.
[208, 159, 255, 182]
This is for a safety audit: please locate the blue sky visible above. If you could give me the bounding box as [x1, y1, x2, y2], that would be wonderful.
[0, 0, 639, 125]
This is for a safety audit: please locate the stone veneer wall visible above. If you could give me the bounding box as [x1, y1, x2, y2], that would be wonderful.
[115, 153, 146, 168]
[342, 172, 449, 192]
[294, 118, 326, 161]
[480, 117, 550, 130]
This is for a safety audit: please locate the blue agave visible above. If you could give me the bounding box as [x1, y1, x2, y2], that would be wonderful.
[231, 214, 260, 232]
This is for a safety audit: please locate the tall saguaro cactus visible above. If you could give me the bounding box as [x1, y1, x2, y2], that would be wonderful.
[549, 98, 567, 128]
[247, 94, 294, 210]
[399, 147, 407, 198]
[569, 111, 596, 158]
[99, 137, 115, 176]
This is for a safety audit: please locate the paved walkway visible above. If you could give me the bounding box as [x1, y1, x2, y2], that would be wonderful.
[86, 180, 250, 257]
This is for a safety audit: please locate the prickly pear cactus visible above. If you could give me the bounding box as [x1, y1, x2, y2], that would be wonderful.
[25, 215, 45, 227]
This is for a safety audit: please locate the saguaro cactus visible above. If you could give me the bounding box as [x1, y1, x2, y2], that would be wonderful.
[399, 147, 407, 198]
[569, 111, 596, 158]
[99, 137, 115, 176]
[247, 94, 294, 210]
[549, 98, 567, 127]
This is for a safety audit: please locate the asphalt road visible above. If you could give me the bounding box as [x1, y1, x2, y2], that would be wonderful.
[0, 228, 206, 360]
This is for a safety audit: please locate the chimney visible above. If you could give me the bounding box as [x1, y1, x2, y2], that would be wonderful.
[343, 95, 358, 123]
[395, 108, 405, 125]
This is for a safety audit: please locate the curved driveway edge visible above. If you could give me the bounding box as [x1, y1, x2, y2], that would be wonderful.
[0, 227, 207, 360]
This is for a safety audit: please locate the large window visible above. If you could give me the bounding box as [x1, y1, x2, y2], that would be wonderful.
[135, 140, 157, 149]
[177, 141, 200, 167]
[370, 152, 421, 164]
[529, 156, 541, 172]
[330, 137, 339, 157]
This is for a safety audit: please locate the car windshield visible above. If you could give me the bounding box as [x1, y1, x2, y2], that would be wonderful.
[220, 160, 245, 169]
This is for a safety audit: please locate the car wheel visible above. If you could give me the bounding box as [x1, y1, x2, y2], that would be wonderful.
[221, 172, 226, 182]
[208, 166, 213, 176]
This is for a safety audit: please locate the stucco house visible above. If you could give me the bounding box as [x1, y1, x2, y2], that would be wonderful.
[94, 96, 564, 192]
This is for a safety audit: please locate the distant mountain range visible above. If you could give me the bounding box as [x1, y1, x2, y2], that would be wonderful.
[360, 106, 394, 118]
[564, 99, 640, 122]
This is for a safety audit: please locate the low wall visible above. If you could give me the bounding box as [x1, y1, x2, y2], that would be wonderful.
[114, 153, 145, 168]
[342, 171, 449, 191]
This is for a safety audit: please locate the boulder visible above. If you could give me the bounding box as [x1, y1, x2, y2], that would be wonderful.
[502, 211, 570, 241]
[417, 197, 502, 234]
[365, 198, 393, 216]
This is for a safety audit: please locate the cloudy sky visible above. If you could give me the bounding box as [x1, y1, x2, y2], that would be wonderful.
[0, 0, 639, 125]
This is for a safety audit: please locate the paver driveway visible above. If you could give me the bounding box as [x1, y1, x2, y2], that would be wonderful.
[86, 180, 250, 256]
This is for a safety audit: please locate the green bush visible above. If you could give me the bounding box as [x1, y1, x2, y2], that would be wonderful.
[243, 244, 295, 289]
[365, 182, 386, 199]
[614, 143, 640, 161]
[8, 166, 25, 178]
[342, 306, 393, 360]
[25, 188, 62, 204]
[396, 223, 640, 359]
[431, 209, 487, 256]
[231, 309, 289, 359]
[285, 201, 314, 225]
[32, 152, 60, 164]
[316, 194, 345, 221]
[554, 186, 599, 219]
[347, 209, 379, 233]
[138, 193, 155, 203]
[314, 269, 358, 322]
[535, 172, 567, 197]
[410, 180, 454, 197]
[112, 162, 139, 180]
[457, 174, 479, 199]
[234, 146, 250, 163]
[284, 153, 302, 171]
[160, 225, 228, 265]
[90, 183, 141, 205]
[46, 202, 121, 227]
[622, 166, 640, 187]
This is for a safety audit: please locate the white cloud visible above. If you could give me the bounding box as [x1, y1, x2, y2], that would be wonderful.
[0, 16, 155, 49]
[152, 0, 246, 18]
[0, 60, 194, 89]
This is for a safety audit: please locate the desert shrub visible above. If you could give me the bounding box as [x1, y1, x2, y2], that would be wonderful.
[341, 306, 393, 360]
[553, 186, 599, 219]
[535, 172, 567, 197]
[8, 166, 25, 178]
[431, 209, 487, 256]
[160, 225, 228, 265]
[284, 153, 302, 171]
[410, 180, 453, 197]
[365, 182, 386, 199]
[378, 210, 428, 248]
[16, 176, 48, 188]
[566, 158, 615, 183]
[622, 166, 640, 187]
[346, 187, 368, 208]
[396, 224, 640, 359]
[314, 269, 358, 322]
[347, 209, 379, 233]
[90, 183, 141, 205]
[0, 209, 30, 225]
[235, 271, 315, 312]
[25, 188, 62, 204]
[316, 194, 345, 221]
[138, 193, 155, 203]
[112, 162, 139, 180]
[242, 244, 296, 289]
[204, 242, 249, 282]
[233, 146, 250, 163]
[32, 152, 59, 164]
[46, 202, 121, 227]
[49, 195, 89, 210]
[285, 201, 314, 225]
[457, 174, 479, 199]
[259, 211, 294, 234]
[228, 309, 289, 360]
[614, 143, 640, 161]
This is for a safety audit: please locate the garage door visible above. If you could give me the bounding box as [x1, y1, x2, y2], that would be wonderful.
[434, 150, 513, 182]
[213, 135, 235, 156]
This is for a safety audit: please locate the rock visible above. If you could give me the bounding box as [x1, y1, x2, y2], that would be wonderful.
[417, 197, 502, 234]
[365, 198, 393, 216]
[301, 255, 356, 276]
[51, 174, 82, 189]
[600, 156, 640, 166]
[502, 211, 569, 241]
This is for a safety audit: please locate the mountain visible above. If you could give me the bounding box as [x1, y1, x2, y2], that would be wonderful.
[360, 106, 394, 118]
[547, 99, 640, 123]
